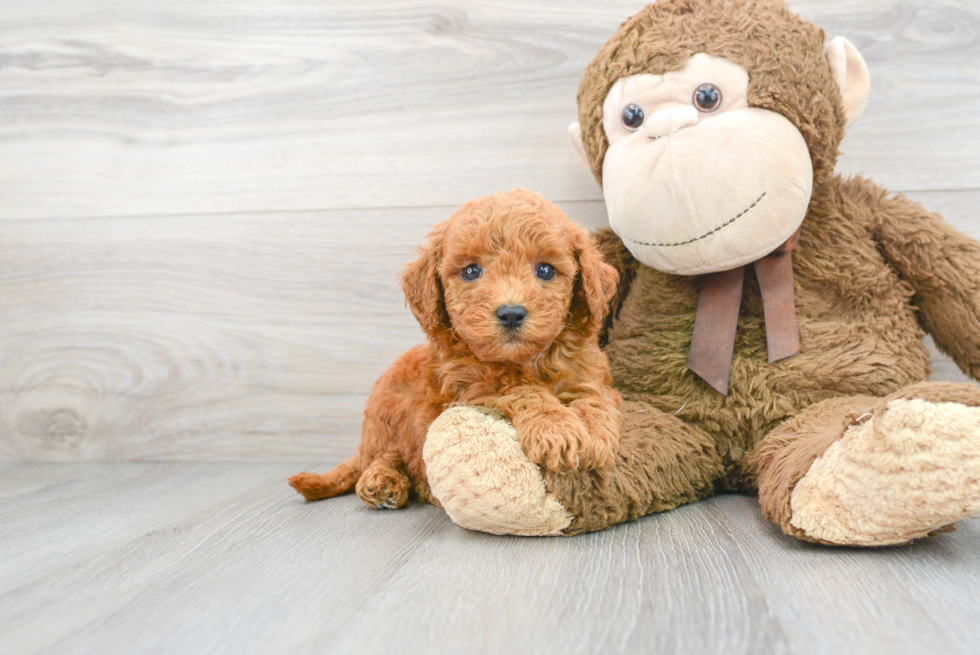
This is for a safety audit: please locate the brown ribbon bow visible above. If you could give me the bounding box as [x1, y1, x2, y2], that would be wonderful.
[688, 228, 802, 395]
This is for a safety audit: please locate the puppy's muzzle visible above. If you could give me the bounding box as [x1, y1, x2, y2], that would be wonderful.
[496, 305, 527, 330]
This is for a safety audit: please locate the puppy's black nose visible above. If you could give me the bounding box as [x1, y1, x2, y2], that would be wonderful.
[496, 305, 527, 330]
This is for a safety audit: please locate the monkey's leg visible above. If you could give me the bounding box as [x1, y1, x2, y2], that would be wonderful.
[753, 382, 980, 546]
[423, 401, 723, 536]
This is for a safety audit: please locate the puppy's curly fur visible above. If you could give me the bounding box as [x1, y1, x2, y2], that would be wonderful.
[289, 189, 622, 509]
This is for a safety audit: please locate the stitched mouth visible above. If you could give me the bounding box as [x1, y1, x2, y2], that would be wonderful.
[625, 191, 767, 248]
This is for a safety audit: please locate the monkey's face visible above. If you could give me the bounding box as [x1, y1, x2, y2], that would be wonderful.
[598, 54, 813, 275]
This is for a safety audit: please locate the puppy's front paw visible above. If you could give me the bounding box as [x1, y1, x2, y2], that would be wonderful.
[518, 411, 616, 471]
[571, 436, 618, 471]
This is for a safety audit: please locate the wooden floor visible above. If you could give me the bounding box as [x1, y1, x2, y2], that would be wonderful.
[3, 462, 980, 655]
[3, 1, 980, 653]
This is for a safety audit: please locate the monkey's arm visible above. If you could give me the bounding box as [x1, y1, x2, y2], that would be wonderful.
[593, 227, 639, 344]
[872, 189, 980, 380]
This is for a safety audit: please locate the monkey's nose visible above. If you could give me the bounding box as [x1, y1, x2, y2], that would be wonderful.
[646, 105, 699, 140]
[496, 305, 527, 330]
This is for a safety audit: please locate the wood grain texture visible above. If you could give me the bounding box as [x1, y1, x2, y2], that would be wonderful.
[3, 462, 980, 655]
[1, 0, 978, 461]
[0, 203, 612, 461]
[1, 197, 974, 461]
[0, 0, 978, 220]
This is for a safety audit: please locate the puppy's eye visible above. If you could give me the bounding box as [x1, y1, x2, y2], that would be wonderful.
[693, 83, 722, 112]
[535, 263, 556, 281]
[461, 264, 481, 281]
[622, 104, 644, 131]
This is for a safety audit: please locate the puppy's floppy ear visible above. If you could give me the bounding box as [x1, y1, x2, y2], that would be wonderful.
[569, 226, 619, 335]
[400, 222, 451, 338]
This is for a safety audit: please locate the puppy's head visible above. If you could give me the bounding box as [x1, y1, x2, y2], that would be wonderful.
[401, 189, 618, 362]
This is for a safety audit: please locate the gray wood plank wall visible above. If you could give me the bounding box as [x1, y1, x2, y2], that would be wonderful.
[2, 0, 978, 461]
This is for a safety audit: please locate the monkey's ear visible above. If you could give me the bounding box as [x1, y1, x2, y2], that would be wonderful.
[825, 36, 870, 128]
[400, 225, 451, 339]
[568, 121, 590, 168]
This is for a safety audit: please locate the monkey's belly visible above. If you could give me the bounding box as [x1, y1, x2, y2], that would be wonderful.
[605, 308, 931, 486]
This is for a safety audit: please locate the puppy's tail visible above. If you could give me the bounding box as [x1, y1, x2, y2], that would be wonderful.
[288, 457, 362, 502]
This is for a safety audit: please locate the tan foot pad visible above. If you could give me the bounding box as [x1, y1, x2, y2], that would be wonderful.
[790, 398, 980, 546]
[423, 406, 572, 536]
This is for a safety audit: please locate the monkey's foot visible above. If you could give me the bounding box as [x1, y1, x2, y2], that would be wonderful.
[423, 406, 572, 536]
[790, 395, 980, 546]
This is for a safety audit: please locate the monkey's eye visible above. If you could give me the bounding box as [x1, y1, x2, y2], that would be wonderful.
[461, 264, 482, 281]
[693, 83, 722, 112]
[621, 104, 645, 131]
[535, 263, 556, 281]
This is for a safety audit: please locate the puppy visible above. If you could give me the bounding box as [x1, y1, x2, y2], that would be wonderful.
[288, 188, 622, 509]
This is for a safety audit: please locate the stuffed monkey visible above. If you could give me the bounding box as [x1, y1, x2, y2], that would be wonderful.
[422, 0, 980, 545]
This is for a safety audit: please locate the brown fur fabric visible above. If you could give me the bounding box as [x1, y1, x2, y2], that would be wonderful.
[542, 399, 723, 536]
[570, 175, 980, 537]
[289, 189, 622, 507]
[599, 175, 938, 489]
[527, 0, 980, 540]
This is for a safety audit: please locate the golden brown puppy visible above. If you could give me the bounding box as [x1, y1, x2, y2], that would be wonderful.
[288, 189, 622, 509]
